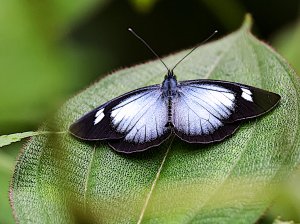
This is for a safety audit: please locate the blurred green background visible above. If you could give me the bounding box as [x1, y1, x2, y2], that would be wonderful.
[0, 0, 300, 223]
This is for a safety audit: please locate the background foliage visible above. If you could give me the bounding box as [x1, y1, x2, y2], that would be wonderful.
[1, 0, 300, 223]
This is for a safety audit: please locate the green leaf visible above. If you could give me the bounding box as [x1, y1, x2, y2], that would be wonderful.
[0, 131, 61, 148]
[10, 16, 300, 223]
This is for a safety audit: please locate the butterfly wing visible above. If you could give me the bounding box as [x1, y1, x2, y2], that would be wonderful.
[69, 85, 172, 153]
[173, 79, 280, 143]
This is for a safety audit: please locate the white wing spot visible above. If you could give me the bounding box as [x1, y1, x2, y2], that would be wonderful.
[241, 88, 253, 102]
[242, 88, 251, 95]
[94, 108, 104, 125]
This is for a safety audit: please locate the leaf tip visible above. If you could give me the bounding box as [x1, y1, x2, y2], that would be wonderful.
[241, 13, 253, 32]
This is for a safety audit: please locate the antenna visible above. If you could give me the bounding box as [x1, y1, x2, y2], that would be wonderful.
[128, 28, 169, 72]
[171, 30, 218, 71]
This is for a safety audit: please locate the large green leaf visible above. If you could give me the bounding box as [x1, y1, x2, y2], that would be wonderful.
[10, 16, 300, 223]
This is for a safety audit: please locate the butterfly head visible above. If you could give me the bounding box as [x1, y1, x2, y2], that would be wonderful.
[164, 70, 177, 82]
[162, 71, 178, 97]
[167, 69, 175, 77]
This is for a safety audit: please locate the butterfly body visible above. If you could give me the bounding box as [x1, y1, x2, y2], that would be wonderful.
[70, 69, 280, 153]
[162, 71, 178, 128]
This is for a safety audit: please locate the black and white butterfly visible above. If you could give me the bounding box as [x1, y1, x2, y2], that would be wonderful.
[69, 29, 280, 153]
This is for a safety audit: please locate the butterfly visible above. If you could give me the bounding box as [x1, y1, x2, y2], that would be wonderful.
[69, 29, 281, 153]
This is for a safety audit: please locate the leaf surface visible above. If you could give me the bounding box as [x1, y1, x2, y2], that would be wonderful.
[10, 17, 300, 223]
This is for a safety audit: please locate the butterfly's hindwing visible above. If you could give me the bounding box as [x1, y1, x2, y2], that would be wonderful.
[173, 80, 280, 143]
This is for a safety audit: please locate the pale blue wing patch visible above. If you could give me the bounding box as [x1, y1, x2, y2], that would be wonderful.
[110, 90, 169, 143]
[174, 84, 236, 136]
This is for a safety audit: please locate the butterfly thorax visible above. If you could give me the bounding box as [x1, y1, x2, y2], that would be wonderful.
[162, 72, 178, 97]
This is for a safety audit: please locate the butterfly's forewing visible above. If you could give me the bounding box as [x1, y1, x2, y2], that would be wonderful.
[69, 85, 172, 153]
[173, 80, 280, 143]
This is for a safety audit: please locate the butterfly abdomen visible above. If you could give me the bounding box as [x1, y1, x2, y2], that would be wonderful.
[166, 96, 174, 127]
